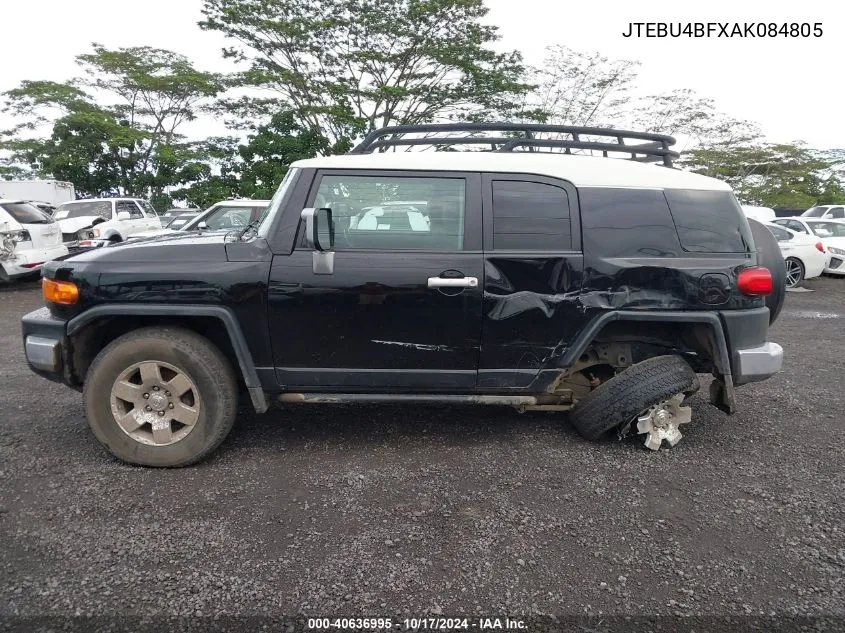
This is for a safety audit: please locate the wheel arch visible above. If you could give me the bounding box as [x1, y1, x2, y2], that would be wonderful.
[531, 310, 737, 412]
[67, 304, 268, 413]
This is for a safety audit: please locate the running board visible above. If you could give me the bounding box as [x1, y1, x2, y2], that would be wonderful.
[278, 393, 543, 406]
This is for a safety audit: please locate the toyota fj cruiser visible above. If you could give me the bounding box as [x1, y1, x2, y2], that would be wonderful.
[21, 123, 786, 467]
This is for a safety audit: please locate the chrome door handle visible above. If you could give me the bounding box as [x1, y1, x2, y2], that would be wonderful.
[427, 276, 478, 288]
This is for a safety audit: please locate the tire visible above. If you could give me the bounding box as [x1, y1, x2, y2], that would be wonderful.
[108, 235, 121, 244]
[83, 326, 238, 467]
[784, 257, 804, 288]
[569, 355, 699, 441]
[747, 218, 786, 324]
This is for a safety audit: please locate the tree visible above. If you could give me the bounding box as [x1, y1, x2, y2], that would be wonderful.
[176, 111, 337, 205]
[518, 45, 640, 126]
[200, 0, 529, 145]
[681, 142, 843, 208]
[1, 45, 225, 204]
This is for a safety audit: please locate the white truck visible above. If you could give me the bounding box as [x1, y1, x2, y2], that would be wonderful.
[0, 180, 76, 208]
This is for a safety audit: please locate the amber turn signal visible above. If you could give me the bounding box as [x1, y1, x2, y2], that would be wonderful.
[43, 278, 80, 305]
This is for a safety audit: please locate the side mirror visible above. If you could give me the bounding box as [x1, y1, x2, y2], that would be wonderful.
[117, 211, 131, 221]
[197, 221, 208, 230]
[301, 207, 335, 274]
[301, 207, 334, 252]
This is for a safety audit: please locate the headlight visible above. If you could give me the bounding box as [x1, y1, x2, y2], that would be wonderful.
[828, 246, 845, 256]
[2, 230, 31, 243]
[92, 228, 101, 238]
[76, 228, 95, 240]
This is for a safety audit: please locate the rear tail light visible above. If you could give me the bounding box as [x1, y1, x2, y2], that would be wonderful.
[42, 278, 79, 305]
[815, 242, 825, 253]
[737, 267, 773, 296]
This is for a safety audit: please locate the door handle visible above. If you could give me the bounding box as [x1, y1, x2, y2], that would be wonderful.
[427, 276, 478, 288]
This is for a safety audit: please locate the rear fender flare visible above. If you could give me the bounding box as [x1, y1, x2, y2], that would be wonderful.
[67, 304, 268, 413]
[530, 310, 736, 410]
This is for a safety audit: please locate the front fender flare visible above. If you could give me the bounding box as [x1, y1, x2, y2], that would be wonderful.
[67, 304, 268, 413]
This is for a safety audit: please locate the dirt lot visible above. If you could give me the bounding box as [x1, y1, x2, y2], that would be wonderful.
[1, 277, 843, 632]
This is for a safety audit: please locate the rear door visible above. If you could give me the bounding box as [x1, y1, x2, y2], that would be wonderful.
[479, 173, 584, 390]
[268, 170, 484, 391]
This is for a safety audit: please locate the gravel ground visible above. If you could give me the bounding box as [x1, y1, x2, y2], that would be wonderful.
[1, 277, 843, 632]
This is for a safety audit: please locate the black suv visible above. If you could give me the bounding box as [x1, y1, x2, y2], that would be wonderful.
[21, 123, 786, 466]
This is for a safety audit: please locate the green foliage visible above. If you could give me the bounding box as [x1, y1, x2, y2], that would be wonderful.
[1, 44, 224, 199]
[200, 0, 530, 144]
[681, 143, 842, 208]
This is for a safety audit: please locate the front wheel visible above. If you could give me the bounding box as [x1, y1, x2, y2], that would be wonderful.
[784, 257, 804, 288]
[83, 327, 238, 467]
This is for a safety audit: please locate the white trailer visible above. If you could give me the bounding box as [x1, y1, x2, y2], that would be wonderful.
[0, 180, 76, 205]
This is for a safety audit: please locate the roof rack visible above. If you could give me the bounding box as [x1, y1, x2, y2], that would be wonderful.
[350, 123, 679, 167]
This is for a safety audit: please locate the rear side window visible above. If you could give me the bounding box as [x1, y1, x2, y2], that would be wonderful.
[492, 180, 571, 250]
[664, 190, 751, 253]
[579, 188, 681, 257]
[828, 207, 845, 219]
[767, 225, 792, 242]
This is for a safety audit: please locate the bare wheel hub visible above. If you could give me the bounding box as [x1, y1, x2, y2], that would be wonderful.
[109, 360, 201, 446]
[636, 393, 691, 451]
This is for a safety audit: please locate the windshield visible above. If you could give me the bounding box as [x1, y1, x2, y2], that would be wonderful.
[808, 221, 845, 238]
[185, 204, 266, 231]
[258, 168, 300, 236]
[0, 201, 53, 224]
[166, 214, 200, 230]
[802, 207, 828, 217]
[55, 201, 112, 220]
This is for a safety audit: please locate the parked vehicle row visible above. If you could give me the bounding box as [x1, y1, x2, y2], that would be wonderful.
[0, 199, 68, 282]
[739, 205, 845, 288]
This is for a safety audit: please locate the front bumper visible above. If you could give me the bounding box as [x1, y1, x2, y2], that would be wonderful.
[21, 307, 71, 384]
[825, 255, 845, 275]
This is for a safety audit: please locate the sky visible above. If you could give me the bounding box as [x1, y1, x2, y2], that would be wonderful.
[1, 0, 841, 148]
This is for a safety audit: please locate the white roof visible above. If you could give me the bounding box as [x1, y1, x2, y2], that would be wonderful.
[292, 152, 731, 191]
[59, 198, 142, 204]
[212, 199, 270, 206]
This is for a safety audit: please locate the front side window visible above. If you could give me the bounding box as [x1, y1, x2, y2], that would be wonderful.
[767, 225, 792, 242]
[809, 222, 845, 238]
[310, 175, 465, 250]
[492, 180, 571, 250]
[117, 201, 143, 219]
[828, 207, 845, 219]
[138, 200, 158, 217]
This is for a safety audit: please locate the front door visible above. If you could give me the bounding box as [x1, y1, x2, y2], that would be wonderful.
[268, 170, 483, 391]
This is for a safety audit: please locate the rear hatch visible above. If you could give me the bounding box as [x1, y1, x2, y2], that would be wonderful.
[0, 201, 62, 249]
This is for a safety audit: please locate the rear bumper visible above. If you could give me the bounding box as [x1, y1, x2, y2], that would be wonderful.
[720, 307, 783, 385]
[734, 342, 784, 384]
[1, 244, 69, 279]
[21, 307, 71, 384]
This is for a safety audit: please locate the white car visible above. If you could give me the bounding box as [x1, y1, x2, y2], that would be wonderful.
[128, 199, 270, 241]
[801, 204, 845, 220]
[0, 199, 68, 282]
[741, 205, 776, 223]
[771, 217, 845, 275]
[53, 198, 161, 248]
[764, 223, 828, 287]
